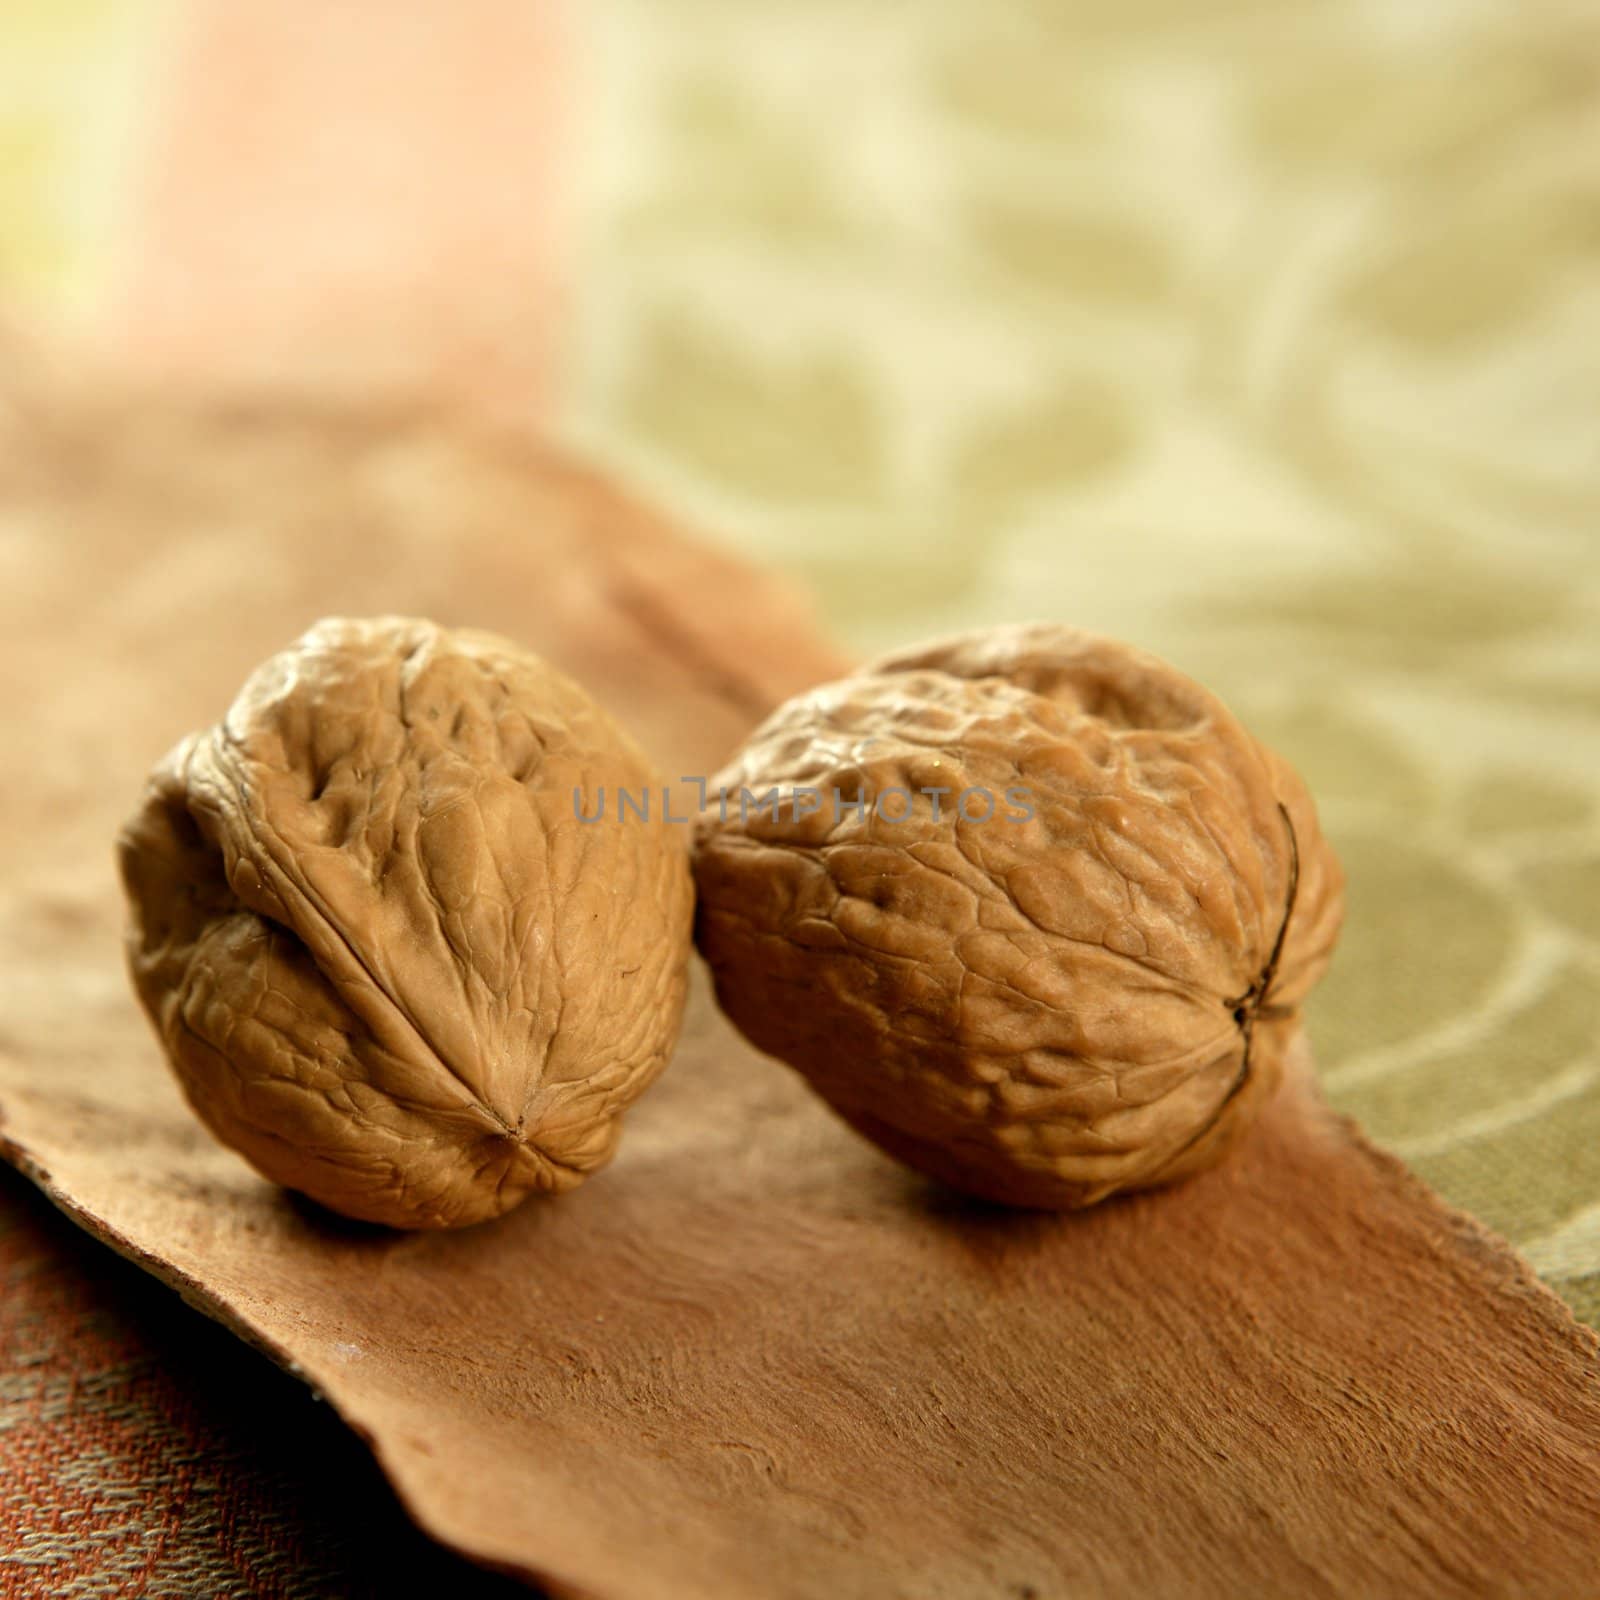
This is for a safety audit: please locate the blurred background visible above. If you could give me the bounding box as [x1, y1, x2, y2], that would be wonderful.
[2, 0, 1597, 1318]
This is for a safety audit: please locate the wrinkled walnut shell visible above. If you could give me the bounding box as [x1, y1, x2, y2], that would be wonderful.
[120, 617, 693, 1228]
[692, 624, 1344, 1208]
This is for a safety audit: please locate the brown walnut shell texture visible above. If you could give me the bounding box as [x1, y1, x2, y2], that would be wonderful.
[119, 616, 694, 1229]
[693, 623, 1345, 1208]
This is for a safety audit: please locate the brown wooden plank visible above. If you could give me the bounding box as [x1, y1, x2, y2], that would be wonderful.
[1, 392, 1597, 1600]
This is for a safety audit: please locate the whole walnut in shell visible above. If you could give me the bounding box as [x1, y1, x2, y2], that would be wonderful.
[119, 617, 693, 1229]
[692, 624, 1344, 1209]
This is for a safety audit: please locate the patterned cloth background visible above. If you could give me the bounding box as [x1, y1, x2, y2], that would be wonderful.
[569, 0, 1600, 1326]
[2, 0, 1597, 1329]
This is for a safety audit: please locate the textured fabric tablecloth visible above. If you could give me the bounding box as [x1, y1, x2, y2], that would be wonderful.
[550, 0, 1600, 1321]
[0, 1165, 531, 1599]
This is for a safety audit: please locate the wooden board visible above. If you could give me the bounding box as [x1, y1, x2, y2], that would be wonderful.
[1, 393, 1598, 1600]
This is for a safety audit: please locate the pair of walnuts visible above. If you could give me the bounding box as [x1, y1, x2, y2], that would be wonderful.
[120, 618, 1343, 1229]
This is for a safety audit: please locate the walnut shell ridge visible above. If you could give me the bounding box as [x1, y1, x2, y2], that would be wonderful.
[692, 624, 1345, 1208]
[119, 617, 694, 1228]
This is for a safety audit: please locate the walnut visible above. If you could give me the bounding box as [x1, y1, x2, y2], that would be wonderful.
[691, 624, 1345, 1208]
[119, 617, 693, 1228]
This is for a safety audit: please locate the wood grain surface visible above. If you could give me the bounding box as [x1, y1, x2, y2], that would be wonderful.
[0, 392, 1597, 1600]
